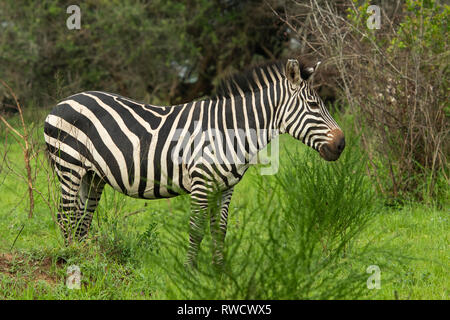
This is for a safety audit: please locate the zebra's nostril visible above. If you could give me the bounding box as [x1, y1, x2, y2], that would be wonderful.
[337, 137, 345, 153]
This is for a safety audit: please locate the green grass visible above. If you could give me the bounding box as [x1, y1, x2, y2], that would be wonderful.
[357, 204, 449, 299]
[0, 114, 448, 300]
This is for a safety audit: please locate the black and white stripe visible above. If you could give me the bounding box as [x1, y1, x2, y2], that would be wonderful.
[44, 58, 344, 267]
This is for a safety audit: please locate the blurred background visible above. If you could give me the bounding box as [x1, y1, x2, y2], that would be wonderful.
[1, 0, 294, 106]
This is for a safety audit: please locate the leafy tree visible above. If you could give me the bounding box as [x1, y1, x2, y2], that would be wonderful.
[0, 0, 289, 107]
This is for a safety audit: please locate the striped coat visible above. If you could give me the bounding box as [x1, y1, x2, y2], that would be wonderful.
[44, 58, 345, 267]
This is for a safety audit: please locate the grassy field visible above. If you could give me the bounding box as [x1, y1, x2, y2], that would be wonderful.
[0, 111, 448, 300]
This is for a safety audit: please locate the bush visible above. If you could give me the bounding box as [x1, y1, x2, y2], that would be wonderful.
[160, 133, 380, 299]
[93, 189, 161, 265]
[349, 0, 448, 202]
[285, 0, 449, 203]
[0, 0, 287, 107]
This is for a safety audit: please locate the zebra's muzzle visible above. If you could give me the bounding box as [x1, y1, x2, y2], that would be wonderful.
[319, 129, 345, 161]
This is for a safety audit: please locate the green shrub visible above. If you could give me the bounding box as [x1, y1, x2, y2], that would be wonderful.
[159, 133, 381, 299]
[312, 0, 449, 203]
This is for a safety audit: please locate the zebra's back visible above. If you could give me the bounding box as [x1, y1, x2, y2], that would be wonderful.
[44, 91, 192, 199]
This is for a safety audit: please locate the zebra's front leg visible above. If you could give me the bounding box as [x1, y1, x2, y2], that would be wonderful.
[185, 186, 210, 268]
[210, 187, 234, 267]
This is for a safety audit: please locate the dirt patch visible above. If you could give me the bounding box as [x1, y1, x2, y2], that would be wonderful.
[0, 253, 15, 277]
[0, 253, 60, 285]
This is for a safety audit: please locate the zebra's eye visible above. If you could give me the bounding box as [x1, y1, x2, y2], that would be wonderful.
[309, 102, 320, 110]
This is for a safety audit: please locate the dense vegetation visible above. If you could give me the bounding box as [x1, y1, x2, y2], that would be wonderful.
[0, 0, 287, 105]
[0, 0, 448, 299]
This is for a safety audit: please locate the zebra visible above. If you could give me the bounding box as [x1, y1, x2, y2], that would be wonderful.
[44, 58, 345, 267]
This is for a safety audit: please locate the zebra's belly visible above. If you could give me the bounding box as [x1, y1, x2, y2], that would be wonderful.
[102, 165, 192, 200]
[141, 170, 192, 199]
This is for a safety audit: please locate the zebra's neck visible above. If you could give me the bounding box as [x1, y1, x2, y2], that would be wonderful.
[177, 83, 280, 167]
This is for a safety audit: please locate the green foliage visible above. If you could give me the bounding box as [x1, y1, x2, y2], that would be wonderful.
[275, 139, 375, 257]
[346, 0, 373, 30]
[0, 0, 286, 106]
[93, 191, 161, 265]
[159, 134, 381, 299]
[344, 0, 449, 202]
[388, 0, 449, 54]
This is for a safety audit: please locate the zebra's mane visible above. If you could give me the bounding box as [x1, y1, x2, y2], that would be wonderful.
[214, 57, 313, 99]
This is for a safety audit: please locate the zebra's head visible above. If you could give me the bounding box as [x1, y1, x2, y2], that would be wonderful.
[280, 59, 345, 161]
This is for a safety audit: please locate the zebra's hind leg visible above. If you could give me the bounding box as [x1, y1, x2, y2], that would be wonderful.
[210, 187, 234, 267]
[74, 171, 105, 241]
[56, 168, 84, 245]
[57, 170, 104, 244]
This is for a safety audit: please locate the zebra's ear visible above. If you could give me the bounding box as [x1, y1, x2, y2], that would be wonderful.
[286, 59, 301, 86]
[302, 61, 321, 81]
